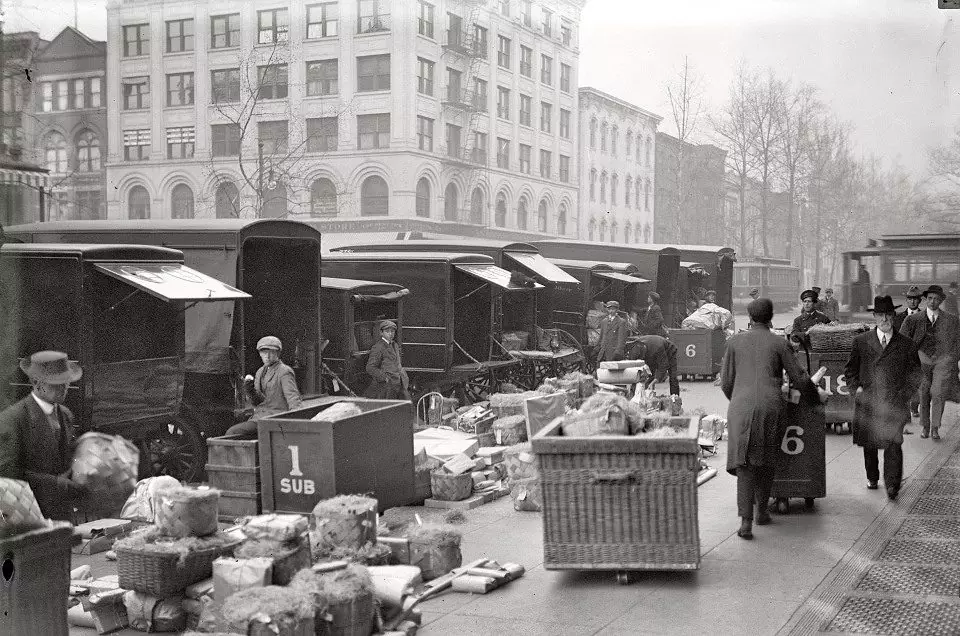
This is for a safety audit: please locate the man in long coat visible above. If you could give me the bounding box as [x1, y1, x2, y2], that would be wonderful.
[845, 296, 921, 499]
[365, 320, 410, 399]
[899, 284, 960, 439]
[596, 300, 628, 363]
[721, 298, 818, 540]
[640, 292, 668, 337]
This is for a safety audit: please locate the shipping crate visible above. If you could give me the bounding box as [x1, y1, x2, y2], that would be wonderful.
[207, 434, 261, 520]
[532, 416, 701, 572]
[1, 522, 80, 636]
[259, 397, 416, 514]
[666, 328, 726, 378]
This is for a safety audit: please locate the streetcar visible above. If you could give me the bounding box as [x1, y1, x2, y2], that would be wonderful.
[733, 257, 801, 310]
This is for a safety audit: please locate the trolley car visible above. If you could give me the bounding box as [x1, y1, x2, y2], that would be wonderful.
[733, 257, 801, 310]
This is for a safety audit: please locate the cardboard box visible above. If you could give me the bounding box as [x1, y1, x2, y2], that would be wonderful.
[84, 589, 129, 634]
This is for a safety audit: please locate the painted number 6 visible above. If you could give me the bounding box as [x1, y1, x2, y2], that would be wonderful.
[781, 425, 805, 455]
[685, 344, 697, 357]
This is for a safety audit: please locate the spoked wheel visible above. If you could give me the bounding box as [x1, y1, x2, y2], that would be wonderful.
[139, 419, 206, 483]
[774, 498, 790, 515]
[462, 371, 496, 404]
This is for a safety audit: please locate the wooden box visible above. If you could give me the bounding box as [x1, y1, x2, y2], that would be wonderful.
[207, 434, 261, 520]
[259, 397, 416, 514]
[666, 327, 727, 377]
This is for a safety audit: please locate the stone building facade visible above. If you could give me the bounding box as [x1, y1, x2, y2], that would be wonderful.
[654, 131, 726, 245]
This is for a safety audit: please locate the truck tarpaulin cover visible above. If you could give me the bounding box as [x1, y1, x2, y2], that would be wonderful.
[183, 250, 240, 373]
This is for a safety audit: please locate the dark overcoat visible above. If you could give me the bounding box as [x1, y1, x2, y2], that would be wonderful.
[365, 338, 409, 399]
[596, 314, 628, 362]
[844, 329, 922, 449]
[721, 325, 816, 475]
[0, 396, 76, 520]
[641, 304, 668, 337]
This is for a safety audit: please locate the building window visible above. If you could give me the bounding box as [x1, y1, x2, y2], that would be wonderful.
[446, 67, 462, 102]
[541, 8, 552, 36]
[519, 45, 532, 77]
[588, 219, 595, 241]
[472, 132, 487, 164]
[306, 59, 339, 96]
[600, 122, 608, 152]
[54, 80, 68, 111]
[262, 182, 288, 218]
[519, 94, 531, 126]
[559, 108, 570, 138]
[589, 168, 596, 201]
[599, 220, 607, 242]
[171, 184, 195, 219]
[258, 120, 288, 155]
[625, 176, 632, 206]
[415, 58, 434, 96]
[257, 64, 289, 100]
[211, 124, 241, 156]
[517, 198, 528, 230]
[645, 179, 651, 210]
[600, 171, 607, 203]
[444, 182, 458, 221]
[166, 18, 193, 53]
[561, 21, 572, 46]
[75, 130, 100, 172]
[626, 132, 633, 158]
[539, 150, 551, 179]
[417, 116, 434, 151]
[416, 178, 431, 217]
[611, 173, 618, 205]
[636, 136, 642, 163]
[128, 186, 150, 219]
[123, 129, 150, 161]
[624, 223, 632, 244]
[474, 78, 488, 110]
[538, 200, 548, 232]
[307, 117, 338, 152]
[358, 0, 391, 33]
[47, 190, 68, 220]
[589, 118, 597, 149]
[540, 54, 552, 85]
[123, 24, 149, 57]
[559, 155, 570, 183]
[540, 102, 552, 133]
[446, 123, 461, 158]
[417, 1, 434, 38]
[495, 194, 507, 226]
[497, 35, 511, 70]
[360, 175, 389, 215]
[499, 0, 510, 17]
[166, 126, 195, 159]
[611, 126, 618, 156]
[357, 113, 390, 149]
[310, 178, 338, 216]
[635, 180, 641, 209]
[122, 76, 150, 110]
[166, 72, 194, 106]
[41, 82, 52, 111]
[521, 0, 532, 26]
[73, 79, 85, 109]
[307, 3, 339, 38]
[44, 132, 67, 173]
[215, 181, 240, 218]
[258, 8, 289, 44]
[519, 144, 531, 175]
[211, 13, 240, 49]
[557, 204, 567, 235]
[646, 137, 652, 166]
[211, 68, 241, 103]
[447, 13, 465, 49]
[357, 54, 390, 91]
[611, 221, 618, 242]
[644, 223, 651, 243]
[497, 86, 510, 119]
[496, 137, 510, 169]
[560, 63, 571, 93]
[473, 26, 488, 57]
[470, 188, 484, 224]
[76, 190, 103, 220]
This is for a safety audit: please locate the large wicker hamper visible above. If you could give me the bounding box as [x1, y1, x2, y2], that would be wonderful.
[531, 416, 701, 573]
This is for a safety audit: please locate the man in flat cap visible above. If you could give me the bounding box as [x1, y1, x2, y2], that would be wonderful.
[640, 292, 668, 338]
[365, 320, 410, 400]
[791, 289, 831, 336]
[597, 300, 628, 363]
[226, 335, 303, 436]
[821, 288, 840, 323]
[0, 351, 87, 520]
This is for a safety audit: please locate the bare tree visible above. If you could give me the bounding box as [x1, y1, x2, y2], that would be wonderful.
[665, 56, 704, 242]
[775, 81, 820, 264]
[746, 69, 784, 256]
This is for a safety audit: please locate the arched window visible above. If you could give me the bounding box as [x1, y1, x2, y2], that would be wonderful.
[171, 183, 194, 219]
[557, 204, 567, 236]
[44, 132, 67, 173]
[470, 188, 484, 224]
[537, 200, 548, 232]
[444, 182, 459, 221]
[589, 118, 597, 149]
[635, 180, 642, 210]
[644, 222, 651, 243]
[600, 172, 607, 203]
[76, 130, 100, 172]
[625, 131, 632, 158]
[128, 185, 150, 219]
[624, 222, 631, 243]
[636, 136, 642, 163]
[644, 179, 651, 211]
[311, 178, 338, 217]
[599, 219, 607, 242]
[415, 178, 431, 218]
[600, 121, 607, 152]
[495, 193, 507, 227]
[645, 137, 652, 166]
[610, 221, 618, 244]
[589, 169, 597, 202]
[215, 181, 240, 218]
[360, 175, 389, 216]
[635, 225, 642, 243]
[611, 125, 618, 156]
[588, 218, 596, 241]
[625, 176, 632, 207]
[262, 182, 287, 218]
[610, 174, 618, 206]
[517, 198, 528, 230]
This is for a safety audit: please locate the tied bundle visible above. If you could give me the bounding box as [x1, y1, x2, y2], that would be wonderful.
[561, 393, 647, 437]
[311, 495, 378, 554]
[502, 443, 538, 483]
[235, 536, 312, 586]
[405, 526, 463, 581]
[71, 432, 139, 518]
[222, 585, 316, 636]
[154, 486, 220, 538]
[290, 564, 376, 636]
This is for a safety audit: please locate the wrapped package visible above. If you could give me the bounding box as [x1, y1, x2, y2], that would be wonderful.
[310, 402, 363, 422]
[236, 536, 311, 585]
[681, 303, 735, 336]
[502, 443, 538, 482]
[213, 557, 274, 601]
[290, 565, 376, 636]
[155, 487, 220, 538]
[119, 476, 181, 523]
[311, 495, 378, 553]
[510, 477, 542, 512]
[123, 591, 186, 633]
[595, 368, 644, 384]
[405, 527, 462, 581]
[491, 415, 528, 446]
[0, 478, 47, 537]
[71, 432, 139, 518]
[240, 513, 308, 542]
[562, 404, 629, 437]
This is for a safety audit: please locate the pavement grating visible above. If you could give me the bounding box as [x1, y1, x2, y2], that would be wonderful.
[920, 480, 960, 495]
[896, 517, 960, 540]
[908, 496, 960, 515]
[828, 597, 960, 635]
[855, 564, 960, 595]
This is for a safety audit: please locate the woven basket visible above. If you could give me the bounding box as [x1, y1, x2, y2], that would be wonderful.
[324, 589, 377, 636]
[429, 471, 473, 501]
[71, 432, 139, 518]
[155, 488, 220, 538]
[806, 323, 871, 352]
[116, 538, 239, 596]
[562, 406, 629, 437]
[0, 478, 46, 536]
[409, 542, 462, 581]
[311, 499, 377, 553]
[492, 415, 528, 446]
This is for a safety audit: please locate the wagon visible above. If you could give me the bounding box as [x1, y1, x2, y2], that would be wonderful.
[651, 245, 736, 311]
[0, 243, 249, 480]
[322, 252, 541, 402]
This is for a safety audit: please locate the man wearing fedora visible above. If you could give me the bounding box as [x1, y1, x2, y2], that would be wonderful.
[845, 296, 922, 499]
[0, 351, 87, 520]
[365, 320, 410, 400]
[597, 300, 629, 363]
[226, 335, 303, 436]
[900, 284, 960, 439]
[894, 285, 925, 420]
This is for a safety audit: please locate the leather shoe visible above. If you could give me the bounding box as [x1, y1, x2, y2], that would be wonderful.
[920, 430, 930, 439]
[737, 519, 753, 540]
[887, 488, 899, 501]
[756, 510, 772, 526]
[867, 481, 879, 490]
[932, 430, 941, 440]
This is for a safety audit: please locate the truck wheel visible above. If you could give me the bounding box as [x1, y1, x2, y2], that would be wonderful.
[139, 418, 206, 483]
[775, 498, 790, 514]
[805, 498, 816, 510]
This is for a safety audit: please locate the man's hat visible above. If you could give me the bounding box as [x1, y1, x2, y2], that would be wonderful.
[604, 300, 620, 309]
[705, 289, 717, 298]
[800, 289, 818, 302]
[812, 286, 822, 293]
[905, 285, 922, 298]
[868, 295, 900, 314]
[923, 285, 946, 299]
[648, 292, 660, 302]
[379, 320, 398, 331]
[749, 287, 760, 297]
[19, 351, 82, 384]
[825, 288, 834, 294]
[256, 336, 282, 351]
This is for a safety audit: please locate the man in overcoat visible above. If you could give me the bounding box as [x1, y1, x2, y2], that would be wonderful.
[596, 301, 628, 363]
[640, 292, 668, 337]
[821, 288, 840, 323]
[365, 320, 410, 400]
[721, 299, 818, 540]
[0, 351, 87, 521]
[791, 289, 832, 336]
[899, 284, 960, 440]
[892, 285, 923, 333]
[844, 296, 922, 499]
[226, 335, 303, 436]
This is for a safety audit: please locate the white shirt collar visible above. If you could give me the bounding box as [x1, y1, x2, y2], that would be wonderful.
[927, 307, 940, 321]
[31, 392, 56, 415]
[877, 327, 892, 344]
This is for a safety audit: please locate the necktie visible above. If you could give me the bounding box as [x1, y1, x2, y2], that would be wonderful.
[881, 335, 887, 349]
[932, 314, 937, 326]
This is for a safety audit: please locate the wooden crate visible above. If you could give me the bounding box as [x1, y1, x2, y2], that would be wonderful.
[206, 464, 261, 491]
[207, 434, 261, 520]
[218, 489, 262, 521]
[207, 434, 259, 467]
[531, 416, 700, 572]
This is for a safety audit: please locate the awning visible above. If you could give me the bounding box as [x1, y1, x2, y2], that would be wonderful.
[94, 263, 252, 302]
[505, 251, 580, 284]
[594, 271, 651, 284]
[455, 263, 545, 291]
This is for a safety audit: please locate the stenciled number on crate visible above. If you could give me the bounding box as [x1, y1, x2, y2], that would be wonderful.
[817, 374, 850, 396]
[781, 425, 805, 455]
[685, 344, 697, 358]
[280, 444, 315, 495]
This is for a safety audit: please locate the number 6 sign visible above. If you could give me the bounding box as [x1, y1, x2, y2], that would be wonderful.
[685, 344, 697, 357]
[781, 425, 805, 455]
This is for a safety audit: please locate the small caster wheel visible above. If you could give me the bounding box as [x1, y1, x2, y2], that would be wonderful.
[616, 571, 633, 585]
[805, 498, 815, 510]
[775, 498, 790, 514]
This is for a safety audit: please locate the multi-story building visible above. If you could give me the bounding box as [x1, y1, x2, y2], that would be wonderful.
[578, 86, 660, 243]
[104, 0, 585, 238]
[654, 131, 726, 245]
[33, 27, 108, 220]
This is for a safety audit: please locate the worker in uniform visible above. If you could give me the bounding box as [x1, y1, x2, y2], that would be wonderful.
[596, 301, 628, 363]
[791, 289, 831, 337]
[226, 336, 303, 436]
[626, 334, 680, 397]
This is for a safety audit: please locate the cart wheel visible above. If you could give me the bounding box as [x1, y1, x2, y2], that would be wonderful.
[139, 418, 206, 483]
[805, 498, 816, 510]
[616, 571, 633, 585]
[775, 498, 790, 515]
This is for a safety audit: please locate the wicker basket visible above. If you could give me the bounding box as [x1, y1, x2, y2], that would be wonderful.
[155, 488, 220, 538]
[324, 589, 377, 636]
[492, 415, 528, 446]
[429, 471, 473, 501]
[532, 416, 701, 571]
[116, 538, 240, 596]
[806, 323, 871, 352]
[0, 478, 45, 536]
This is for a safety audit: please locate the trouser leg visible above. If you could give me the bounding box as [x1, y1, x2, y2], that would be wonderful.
[863, 447, 880, 483]
[754, 465, 775, 510]
[225, 418, 259, 437]
[737, 466, 758, 520]
[920, 363, 934, 432]
[668, 355, 680, 396]
[884, 443, 904, 492]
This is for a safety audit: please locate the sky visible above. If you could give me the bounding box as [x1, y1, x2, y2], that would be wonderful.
[4, 0, 959, 178]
